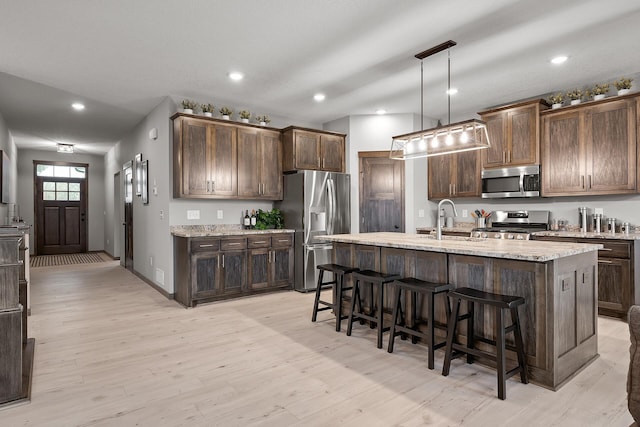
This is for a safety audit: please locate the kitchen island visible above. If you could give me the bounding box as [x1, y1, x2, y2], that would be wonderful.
[318, 232, 602, 391]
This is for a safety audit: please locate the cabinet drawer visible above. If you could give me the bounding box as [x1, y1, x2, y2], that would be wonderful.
[580, 240, 631, 259]
[220, 238, 247, 251]
[190, 239, 220, 252]
[248, 236, 271, 248]
[272, 234, 293, 248]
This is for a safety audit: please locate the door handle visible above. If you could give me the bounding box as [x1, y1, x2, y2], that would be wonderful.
[222, 254, 225, 268]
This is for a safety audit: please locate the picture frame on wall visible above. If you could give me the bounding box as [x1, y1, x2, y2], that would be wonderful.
[134, 153, 142, 196]
[141, 160, 149, 205]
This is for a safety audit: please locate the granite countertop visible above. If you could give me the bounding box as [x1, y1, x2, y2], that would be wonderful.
[416, 223, 474, 233]
[532, 230, 640, 241]
[318, 232, 602, 262]
[171, 224, 295, 238]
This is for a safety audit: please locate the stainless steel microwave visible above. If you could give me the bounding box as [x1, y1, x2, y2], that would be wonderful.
[481, 165, 540, 198]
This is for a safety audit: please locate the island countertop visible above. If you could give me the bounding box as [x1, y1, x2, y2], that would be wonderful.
[317, 232, 602, 262]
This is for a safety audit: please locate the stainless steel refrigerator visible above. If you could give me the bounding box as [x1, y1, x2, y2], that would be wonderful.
[275, 171, 350, 292]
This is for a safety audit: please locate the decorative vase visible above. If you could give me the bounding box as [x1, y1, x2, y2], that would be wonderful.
[222, 115, 230, 120]
[182, 108, 193, 114]
[259, 121, 266, 126]
[241, 118, 249, 123]
[552, 103, 562, 109]
[618, 88, 631, 96]
[593, 94, 606, 101]
[203, 112, 213, 117]
[570, 99, 581, 105]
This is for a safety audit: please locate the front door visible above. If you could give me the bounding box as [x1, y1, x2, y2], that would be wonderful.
[359, 151, 405, 233]
[34, 162, 88, 255]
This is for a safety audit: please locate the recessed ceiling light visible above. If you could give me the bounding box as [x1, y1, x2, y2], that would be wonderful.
[228, 72, 244, 81]
[446, 88, 458, 95]
[71, 102, 85, 111]
[57, 143, 74, 153]
[551, 56, 568, 65]
[313, 93, 326, 102]
[376, 109, 387, 115]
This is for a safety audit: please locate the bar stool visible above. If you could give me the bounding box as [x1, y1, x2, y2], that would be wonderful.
[312, 264, 359, 332]
[387, 277, 453, 369]
[346, 270, 401, 349]
[442, 287, 528, 400]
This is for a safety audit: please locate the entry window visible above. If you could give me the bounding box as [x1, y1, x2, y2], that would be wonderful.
[43, 182, 81, 201]
[36, 164, 86, 178]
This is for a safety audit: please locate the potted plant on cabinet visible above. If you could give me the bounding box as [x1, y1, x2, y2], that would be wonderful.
[255, 115, 271, 126]
[591, 83, 610, 101]
[181, 100, 198, 114]
[219, 107, 233, 120]
[614, 77, 633, 95]
[549, 93, 564, 109]
[201, 103, 215, 117]
[239, 110, 251, 123]
[566, 89, 583, 105]
[254, 208, 284, 230]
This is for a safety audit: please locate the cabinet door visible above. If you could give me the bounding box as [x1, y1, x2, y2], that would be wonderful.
[271, 247, 294, 287]
[598, 257, 630, 316]
[191, 251, 220, 298]
[248, 248, 269, 290]
[259, 130, 283, 199]
[541, 111, 586, 195]
[220, 250, 247, 294]
[320, 135, 344, 172]
[209, 124, 237, 196]
[293, 131, 321, 170]
[181, 120, 210, 195]
[585, 100, 636, 193]
[509, 106, 537, 166]
[428, 156, 452, 199]
[482, 113, 508, 168]
[453, 151, 481, 197]
[237, 128, 260, 197]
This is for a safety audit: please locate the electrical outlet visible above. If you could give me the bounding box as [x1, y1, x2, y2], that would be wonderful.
[462, 209, 468, 218]
[594, 208, 604, 215]
[418, 209, 425, 218]
[159, 209, 164, 220]
[149, 256, 153, 266]
[187, 210, 200, 220]
[106, 239, 109, 245]
[217, 210, 224, 219]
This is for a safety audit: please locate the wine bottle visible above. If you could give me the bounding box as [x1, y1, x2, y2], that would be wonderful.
[250, 209, 257, 228]
[243, 210, 250, 229]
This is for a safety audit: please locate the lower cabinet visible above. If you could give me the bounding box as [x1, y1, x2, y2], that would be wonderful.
[174, 232, 293, 307]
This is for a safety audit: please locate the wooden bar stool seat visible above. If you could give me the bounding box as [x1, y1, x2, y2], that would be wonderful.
[311, 264, 359, 332]
[387, 277, 452, 369]
[346, 270, 401, 349]
[442, 287, 528, 400]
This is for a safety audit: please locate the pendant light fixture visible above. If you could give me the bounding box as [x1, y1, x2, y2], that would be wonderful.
[390, 40, 490, 160]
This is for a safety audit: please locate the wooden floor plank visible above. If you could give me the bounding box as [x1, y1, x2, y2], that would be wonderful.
[0, 261, 634, 426]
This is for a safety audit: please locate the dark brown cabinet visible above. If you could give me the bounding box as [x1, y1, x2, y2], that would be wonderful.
[174, 232, 293, 307]
[541, 97, 637, 196]
[428, 150, 481, 199]
[237, 128, 283, 199]
[479, 99, 547, 168]
[282, 127, 346, 173]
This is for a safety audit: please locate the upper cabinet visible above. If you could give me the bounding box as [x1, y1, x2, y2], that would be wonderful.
[428, 150, 481, 199]
[541, 96, 637, 196]
[479, 99, 548, 168]
[282, 127, 346, 172]
[172, 114, 282, 200]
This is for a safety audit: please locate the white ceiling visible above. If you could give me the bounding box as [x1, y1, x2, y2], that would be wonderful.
[1, 0, 640, 154]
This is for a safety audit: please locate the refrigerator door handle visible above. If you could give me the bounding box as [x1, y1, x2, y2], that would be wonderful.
[327, 178, 335, 235]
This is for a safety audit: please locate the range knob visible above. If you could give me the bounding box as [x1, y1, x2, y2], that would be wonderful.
[516, 234, 525, 240]
[494, 234, 501, 239]
[507, 234, 515, 239]
[482, 232, 488, 239]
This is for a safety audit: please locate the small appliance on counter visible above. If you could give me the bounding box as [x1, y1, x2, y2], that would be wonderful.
[578, 207, 589, 232]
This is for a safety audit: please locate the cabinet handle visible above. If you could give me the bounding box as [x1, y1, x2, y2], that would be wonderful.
[598, 259, 613, 264]
[222, 254, 225, 268]
[227, 243, 241, 246]
[581, 175, 585, 189]
[452, 183, 456, 195]
[588, 175, 592, 189]
[199, 244, 214, 248]
[508, 150, 511, 163]
[207, 180, 210, 192]
[449, 183, 452, 195]
[254, 240, 267, 244]
[212, 180, 215, 192]
[277, 239, 289, 243]
[217, 256, 220, 268]
[599, 248, 612, 251]
[503, 151, 506, 163]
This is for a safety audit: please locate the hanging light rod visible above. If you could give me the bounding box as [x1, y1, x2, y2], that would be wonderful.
[414, 40, 457, 60]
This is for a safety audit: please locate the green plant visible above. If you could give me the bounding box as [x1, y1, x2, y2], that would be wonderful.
[565, 89, 583, 100]
[239, 110, 251, 120]
[181, 99, 198, 110]
[254, 208, 284, 230]
[591, 83, 610, 95]
[614, 77, 633, 90]
[255, 115, 271, 124]
[548, 93, 564, 104]
[219, 106, 233, 116]
[201, 103, 215, 113]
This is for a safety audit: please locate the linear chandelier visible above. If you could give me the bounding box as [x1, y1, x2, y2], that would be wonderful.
[390, 40, 490, 160]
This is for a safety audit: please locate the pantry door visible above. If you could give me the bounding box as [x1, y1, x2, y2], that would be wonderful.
[34, 162, 88, 255]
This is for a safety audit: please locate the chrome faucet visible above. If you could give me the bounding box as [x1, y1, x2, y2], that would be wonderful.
[436, 198, 458, 240]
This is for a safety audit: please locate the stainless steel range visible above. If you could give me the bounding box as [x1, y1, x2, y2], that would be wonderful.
[471, 210, 550, 240]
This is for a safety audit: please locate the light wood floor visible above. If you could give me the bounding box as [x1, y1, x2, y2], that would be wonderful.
[2, 261, 634, 426]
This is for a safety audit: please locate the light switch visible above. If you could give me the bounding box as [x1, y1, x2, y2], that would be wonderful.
[217, 210, 224, 219]
[187, 210, 200, 220]
[159, 210, 164, 220]
[418, 209, 425, 218]
[462, 209, 468, 218]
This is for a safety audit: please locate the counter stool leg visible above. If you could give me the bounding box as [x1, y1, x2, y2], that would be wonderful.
[311, 269, 325, 322]
[427, 291, 436, 369]
[387, 286, 403, 353]
[410, 291, 417, 343]
[511, 306, 529, 384]
[369, 282, 376, 329]
[377, 283, 384, 349]
[335, 273, 343, 332]
[496, 308, 506, 400]
[467, 301, 475, 364]
[442, 296, 460, 377]
[346, 279, 361, 337]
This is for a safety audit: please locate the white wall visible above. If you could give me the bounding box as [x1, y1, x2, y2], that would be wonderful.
[0, 112, 19, 222]
[17, 148, 105, 254]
